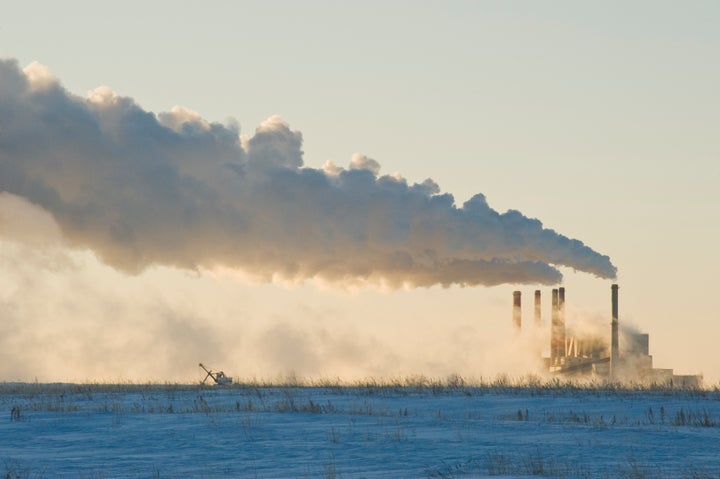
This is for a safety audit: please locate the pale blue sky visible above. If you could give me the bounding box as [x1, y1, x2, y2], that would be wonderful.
[1, 1, 718, 382]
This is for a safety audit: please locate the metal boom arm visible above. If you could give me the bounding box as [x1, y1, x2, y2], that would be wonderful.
[199, 363, 216, 384]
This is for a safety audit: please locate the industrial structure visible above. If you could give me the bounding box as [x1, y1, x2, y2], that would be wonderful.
[512, 285, 701, 387]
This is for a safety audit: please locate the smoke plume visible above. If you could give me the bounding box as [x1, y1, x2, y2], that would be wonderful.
[0, 59, 616, 287]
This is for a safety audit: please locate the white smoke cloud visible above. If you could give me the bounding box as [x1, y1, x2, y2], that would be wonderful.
[21, 61, 58, 91]
[349, 152, 381, 176]
[0, 58, 616, 287]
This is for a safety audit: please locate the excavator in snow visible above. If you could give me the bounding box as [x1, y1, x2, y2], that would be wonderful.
[199, 363, 233, 385]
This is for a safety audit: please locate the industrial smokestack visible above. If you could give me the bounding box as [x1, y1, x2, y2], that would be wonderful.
[610, 284, 619, 378]
[513, 291, 521, 331]
[534, 290, 541, 327]
[558, 287, 566, 359]
[550, 289, 559, 363]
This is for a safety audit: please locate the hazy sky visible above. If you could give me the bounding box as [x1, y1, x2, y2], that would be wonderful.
[0, 1, 718, 383]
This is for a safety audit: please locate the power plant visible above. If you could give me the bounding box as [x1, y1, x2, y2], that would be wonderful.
[512, 285, 701, 387]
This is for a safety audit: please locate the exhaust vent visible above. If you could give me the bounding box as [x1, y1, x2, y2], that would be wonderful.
[610, 284, 619, 377]
[513, 291, 521, 331]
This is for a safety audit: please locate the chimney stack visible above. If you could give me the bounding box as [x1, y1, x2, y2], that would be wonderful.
[550, 289, 559, 363]
[513, 291, 521, 331]
[558, 287, 566, 358]
[610, 284, 619, 378]
[534, 290, 541, 327]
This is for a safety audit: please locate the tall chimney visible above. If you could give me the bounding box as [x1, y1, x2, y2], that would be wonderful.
[610, 284, 619, 378]
[534, 290, 541, 327]
[550, 289, 559, 363]
[558, 287, 566, 359]
[513, 291, 521, 331]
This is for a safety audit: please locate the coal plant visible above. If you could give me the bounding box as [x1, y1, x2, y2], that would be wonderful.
[511, 285, 701, 387]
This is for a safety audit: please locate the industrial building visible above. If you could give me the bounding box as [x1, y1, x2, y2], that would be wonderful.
[512, 285, 702, 387]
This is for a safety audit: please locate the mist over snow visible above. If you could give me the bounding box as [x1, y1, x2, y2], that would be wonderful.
[0, 239, 537, 382]
[0, 59, 616, 288]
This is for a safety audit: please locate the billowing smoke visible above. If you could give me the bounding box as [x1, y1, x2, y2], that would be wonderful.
[0, 59, 616, 287]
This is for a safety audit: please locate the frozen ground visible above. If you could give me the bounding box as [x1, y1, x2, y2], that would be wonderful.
[1, 382, 719, 478]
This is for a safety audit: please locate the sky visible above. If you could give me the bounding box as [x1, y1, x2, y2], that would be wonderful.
[0, 1, 718, 383]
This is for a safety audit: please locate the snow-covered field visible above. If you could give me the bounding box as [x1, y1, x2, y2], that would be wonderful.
[1, 382, 719, 478]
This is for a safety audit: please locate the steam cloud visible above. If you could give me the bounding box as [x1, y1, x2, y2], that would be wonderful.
[0, 59, 616, 287]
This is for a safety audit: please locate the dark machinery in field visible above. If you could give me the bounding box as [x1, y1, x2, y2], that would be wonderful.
[199, 363, 233, 385]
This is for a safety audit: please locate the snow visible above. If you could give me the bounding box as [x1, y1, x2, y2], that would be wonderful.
[1, 384, 719, 478]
